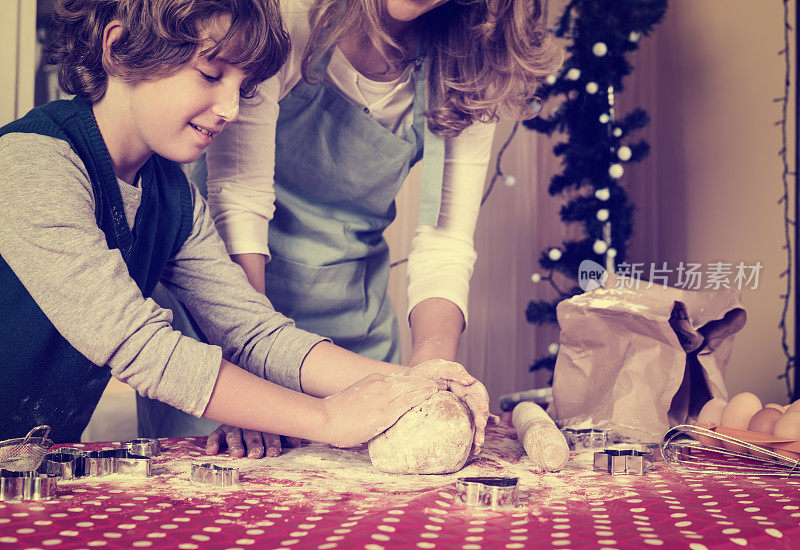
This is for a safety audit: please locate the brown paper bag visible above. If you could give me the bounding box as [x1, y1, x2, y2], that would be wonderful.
[550, 282, 746, 442]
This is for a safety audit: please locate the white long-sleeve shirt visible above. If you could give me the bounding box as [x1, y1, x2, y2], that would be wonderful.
[205, 0, 496, 325]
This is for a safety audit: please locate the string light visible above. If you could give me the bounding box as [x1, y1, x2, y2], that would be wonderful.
[592, 42, 608, 56]
[778, 0, 796, 397]
[593, 240, 608, 254]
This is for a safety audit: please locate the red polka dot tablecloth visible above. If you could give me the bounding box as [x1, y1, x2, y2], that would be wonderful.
[1, 418, 799, 549]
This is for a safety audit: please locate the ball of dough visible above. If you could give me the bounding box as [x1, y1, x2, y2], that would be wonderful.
[368, 391, 475, 474]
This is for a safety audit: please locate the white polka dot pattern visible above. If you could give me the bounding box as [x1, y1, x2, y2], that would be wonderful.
[1, 424, 799, 548]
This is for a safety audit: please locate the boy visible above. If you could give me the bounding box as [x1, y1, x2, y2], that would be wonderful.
[0, 0, 488, 449]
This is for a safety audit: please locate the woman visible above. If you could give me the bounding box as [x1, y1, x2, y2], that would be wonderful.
[139, 0, 557, 456]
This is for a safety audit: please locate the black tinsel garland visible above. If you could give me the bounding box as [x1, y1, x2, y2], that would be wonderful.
[524, 0, 667, 379]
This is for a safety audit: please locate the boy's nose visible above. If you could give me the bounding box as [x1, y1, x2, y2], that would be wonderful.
[213, 89, 240, 123]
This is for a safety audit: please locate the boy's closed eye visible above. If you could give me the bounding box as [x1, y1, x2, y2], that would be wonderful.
[198, 69, 222, 82]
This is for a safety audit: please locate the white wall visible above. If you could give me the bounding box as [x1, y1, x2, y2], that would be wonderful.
[0, 0, 36, 125]
[623, 0, 797, 405]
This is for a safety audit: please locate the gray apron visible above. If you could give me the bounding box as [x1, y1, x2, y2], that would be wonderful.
[267, 47, 444, 362]
[137, 46, 445, 437]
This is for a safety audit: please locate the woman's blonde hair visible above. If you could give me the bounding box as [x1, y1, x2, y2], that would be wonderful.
[302, 0, 561, 137]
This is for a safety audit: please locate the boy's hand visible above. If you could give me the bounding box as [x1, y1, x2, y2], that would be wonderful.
[407, 359, 490, 454]
[320, 373, 443, 448]
[205, 426, 301, 458]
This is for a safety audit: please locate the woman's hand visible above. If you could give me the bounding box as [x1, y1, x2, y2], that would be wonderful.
[407, 358, 490, 454]
[320, 373, 444, 448]
[205, 426, 302, 458]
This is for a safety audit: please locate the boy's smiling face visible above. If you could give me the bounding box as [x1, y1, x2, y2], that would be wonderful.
[125, 52, 245, 164]
[123, 18, 246, 165]
[94, 16, 247, 182]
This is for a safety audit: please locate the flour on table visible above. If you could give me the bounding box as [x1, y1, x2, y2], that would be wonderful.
[54, 422, 640, 514]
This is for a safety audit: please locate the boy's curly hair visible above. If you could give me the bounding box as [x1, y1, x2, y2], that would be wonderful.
[44, 0, 291, 102]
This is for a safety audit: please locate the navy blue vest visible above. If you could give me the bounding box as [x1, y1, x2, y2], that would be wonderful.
[0, 98, 193, 442]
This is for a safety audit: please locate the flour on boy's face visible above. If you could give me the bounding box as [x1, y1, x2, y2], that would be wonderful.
[123, 16, 246, 165]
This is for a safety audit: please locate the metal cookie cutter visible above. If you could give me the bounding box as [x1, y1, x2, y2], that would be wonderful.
[0, 470, 59, 501]
[124, 438, 160, 457]
[594, 449, 654, 475]
[190, 463, 239, 487]
[455, 476, 518, 509]
[114, 450, 152, 476]
[38, 451, 83, 480]
[563, 428, 610, 451]
[85, 449, 151, 477]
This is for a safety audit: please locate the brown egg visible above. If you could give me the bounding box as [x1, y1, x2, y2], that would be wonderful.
[773, 411, 800, 440]
[765, 403, 784, 411]
[747, 407, 782, 434]
[720, 393, 762, 430]
[695, 398, 727, 446]
[720, 393, 763, 451]
[786, 399, 800, 414]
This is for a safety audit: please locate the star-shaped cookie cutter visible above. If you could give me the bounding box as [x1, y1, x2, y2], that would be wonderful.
[593, 448, 654, 475]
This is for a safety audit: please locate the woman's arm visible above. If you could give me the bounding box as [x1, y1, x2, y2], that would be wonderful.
[230, 253, 267, 293]
[406, 120, 497, 356]
[407, 297, 464, 366]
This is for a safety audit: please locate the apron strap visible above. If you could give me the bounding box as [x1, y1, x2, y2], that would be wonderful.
[314, 40, 445, 227]
[414, 55, 445, 227]
[309, 47, 337, 81]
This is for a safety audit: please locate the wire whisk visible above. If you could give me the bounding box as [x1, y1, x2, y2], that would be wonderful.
[660, 424, 800, 477]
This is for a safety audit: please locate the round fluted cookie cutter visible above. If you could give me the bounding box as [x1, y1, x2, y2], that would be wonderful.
[455, 476, 518, 509]
[190, 463, 239, 487]
[124, 438, 160, 457]
[0, 470, 59, 501]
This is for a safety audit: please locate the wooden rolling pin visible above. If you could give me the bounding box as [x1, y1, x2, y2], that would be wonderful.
[512, 401, 569, 472]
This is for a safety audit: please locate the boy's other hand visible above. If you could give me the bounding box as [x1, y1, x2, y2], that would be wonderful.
[205, 426, 302, 458]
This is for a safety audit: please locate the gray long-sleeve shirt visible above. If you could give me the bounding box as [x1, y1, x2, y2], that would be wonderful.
[0, 132, 326, 417]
